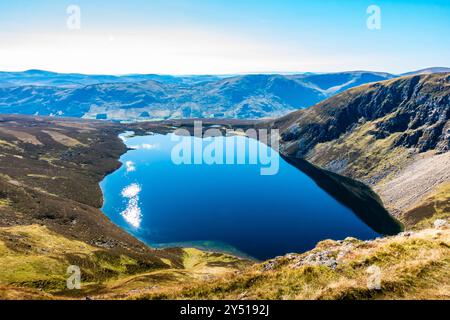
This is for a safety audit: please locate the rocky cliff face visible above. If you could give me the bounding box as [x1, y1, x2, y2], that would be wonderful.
[274, 73, 449, 158]
[268, 73, 449, 222]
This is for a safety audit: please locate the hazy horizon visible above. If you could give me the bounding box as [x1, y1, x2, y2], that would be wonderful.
[2, 66, 449, 77]
[1, 0, 449, 74]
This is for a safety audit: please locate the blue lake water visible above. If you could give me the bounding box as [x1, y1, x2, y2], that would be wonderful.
[101, 133, 383, 260]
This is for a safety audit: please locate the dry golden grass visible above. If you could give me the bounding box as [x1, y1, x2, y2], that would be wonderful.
[0, 225, 97, 290]
[0, 139, 21, 150]
[136, 227, 450, 300]
[91, 248, 251, 300]
[0, 127, 42, 145]
[0, 225, 250, 300]
[42, 130, 85, 147]
[0, 285, 53, 300]
[404, 182, 450, 229]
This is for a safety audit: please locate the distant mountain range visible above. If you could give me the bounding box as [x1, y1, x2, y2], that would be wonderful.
[400, 67, 450, 76]
[0, 68, 448, 120]
[0, 69, 223, 88]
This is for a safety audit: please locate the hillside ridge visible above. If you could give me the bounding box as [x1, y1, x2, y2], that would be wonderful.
[268, 73, 449, 223]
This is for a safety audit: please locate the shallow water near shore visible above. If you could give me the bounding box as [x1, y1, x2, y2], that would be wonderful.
[100, 133, 396, 260]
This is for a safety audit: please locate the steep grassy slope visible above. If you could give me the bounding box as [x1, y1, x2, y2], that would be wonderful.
[138, 226, 449, 300]
[401, 182, 450, 229]
[267, 73, 449, 224]
[0, 224, 249, 299]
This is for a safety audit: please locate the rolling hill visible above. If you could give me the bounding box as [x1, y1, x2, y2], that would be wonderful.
[0, 70, 397, 120]
[401, 67, 450, 76]
[0, 69, 222, 88]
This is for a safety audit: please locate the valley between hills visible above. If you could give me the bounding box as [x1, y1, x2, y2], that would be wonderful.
[0, 73, 448, 299]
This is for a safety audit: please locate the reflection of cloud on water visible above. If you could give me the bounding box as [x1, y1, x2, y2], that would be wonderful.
[129, 143, 159, 150]
[120, 197, 142, 228]
[125, 161, 136, 172]
[120, 183, 142, 228]
[121, 183, 141, 198]
[142, 143, 158, 149]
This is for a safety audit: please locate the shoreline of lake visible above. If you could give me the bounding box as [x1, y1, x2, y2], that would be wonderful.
[98, 132, 402, 261]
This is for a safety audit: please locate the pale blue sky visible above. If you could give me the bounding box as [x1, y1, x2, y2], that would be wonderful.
[0, 0, 449, 74]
